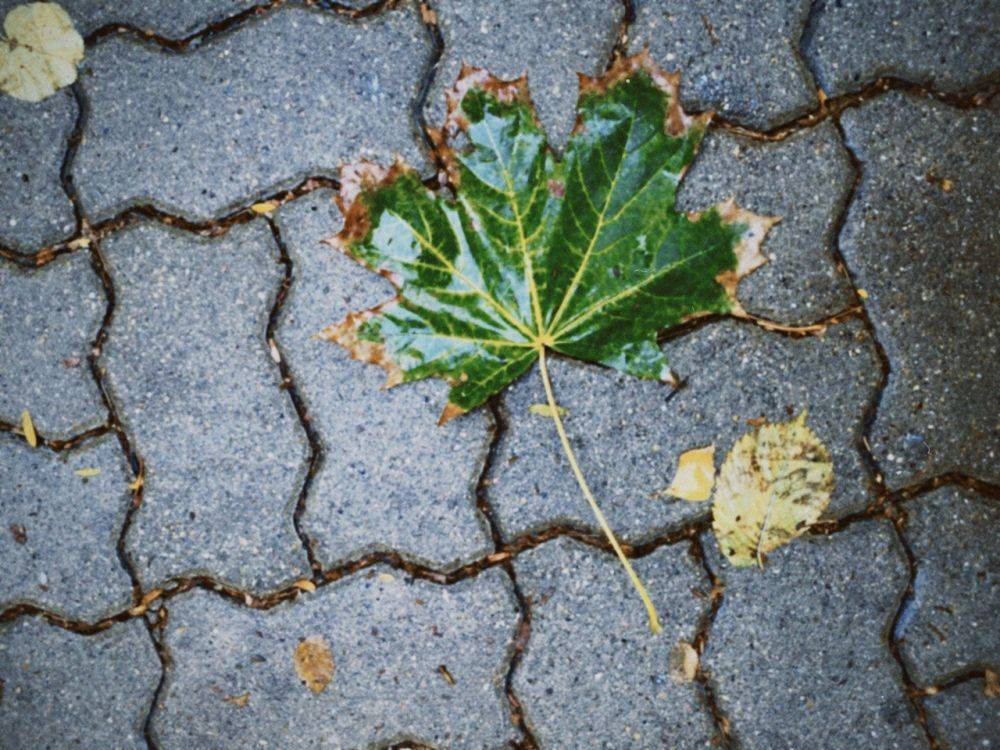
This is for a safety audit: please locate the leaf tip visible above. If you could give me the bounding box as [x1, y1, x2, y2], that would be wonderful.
[438, 402, 466, 425]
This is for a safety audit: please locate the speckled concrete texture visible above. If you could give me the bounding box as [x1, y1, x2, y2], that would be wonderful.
[628, 0, 818, 130]
[488, 321, 880, 541]
[924, 677, 1000, 750]
[274, 191, 494, 569]
[840, 93, 999, 487]
[153, 568, 519, 748]
[896, 488, 999, 686]
[0, 433, 133, 620]
[514, 538, 717, 748]
[428, 0, 622, 148]
[101, 222, 310, 592]
[804, 0, 1000, 97]
[73, 5, 430, 222]
[0, 250, 105, 437]
[0, 617, 159, 749]
[703, 521, 926, 749]
[0, 90, 77, 251]
[678, 122, 856, 323]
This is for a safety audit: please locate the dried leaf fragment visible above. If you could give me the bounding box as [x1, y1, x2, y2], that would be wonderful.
[528, 403, 568, 419]
[251, 200, 278, 215]
[712, 412, 833, 567]
[9, 523, 27, 543]
[668, 641, 699, 683]
[659, 444, 715, 502]
[0, 3, 84, 102]
[20, 409, 37, 447]
[293, 579, 316, 593]
[223, 692, 251, 708]
[294, 635, 333, 693]
[985, 668, 999, 698]
[74, 467, 100, 478]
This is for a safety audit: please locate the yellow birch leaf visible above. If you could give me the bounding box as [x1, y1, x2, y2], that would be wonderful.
[528, 403, 568, 419]
[294, 635, 333, 693]
[668, 641, 699, 684]
[0, 3, 84, 102]
[251, 201, 278, 215]
[21, 409, 37, 447]
[74, 467, 100, 478]
[659, 444, 715, 501]
[712, 411, 833, 567]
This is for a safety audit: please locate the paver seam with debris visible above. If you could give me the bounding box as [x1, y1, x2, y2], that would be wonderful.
[0, 1, 997, 748]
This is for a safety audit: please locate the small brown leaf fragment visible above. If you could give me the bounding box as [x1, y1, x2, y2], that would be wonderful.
[294, 635, 333, 693]
[62, 357, 81, 368]
[293, 579, 317, 593]
[438, 664, 456, 686]
[20, 410, 37, 447]
[985, 668, 1000, 698]
[668, 641, 699, 684]
[223, 692, 251, 708]
[9, 524, 27, 544]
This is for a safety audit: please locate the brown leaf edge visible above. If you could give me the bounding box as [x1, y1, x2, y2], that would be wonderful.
[320, 52, 776, 423]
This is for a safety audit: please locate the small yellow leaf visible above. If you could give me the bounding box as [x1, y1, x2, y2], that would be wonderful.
[940, 178, 954, 192]
[294, 635, 333, 694]
[668, 641, 699, 684]
[712, 412, 833, 567]
[251, 201, 278, 215]
[21, 410, 37, 447]
[74, 467, 100, 478]
[0, 3, 85, 102]
[857, 288, 869, 299]
[223, 692, 251, 708]
[293, 579, 316, 593]
[67, 236, 91, 249]
[659, 444, 715, 502]
[528, 403, 568, 418]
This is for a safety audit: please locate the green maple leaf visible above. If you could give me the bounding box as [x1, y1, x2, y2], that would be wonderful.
[321, 52, 776, 632]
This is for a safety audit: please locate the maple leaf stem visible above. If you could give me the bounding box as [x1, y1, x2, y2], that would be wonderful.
[537, 347, 663, 635]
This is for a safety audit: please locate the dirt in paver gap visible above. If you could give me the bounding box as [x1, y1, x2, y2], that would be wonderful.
[0, 1, 997, 748]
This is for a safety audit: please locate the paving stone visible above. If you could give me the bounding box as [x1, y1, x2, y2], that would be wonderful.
[895, 487, 999, 685]
[703, 520, 926, 749]
[513, 537, 716, 748]
[840, 94, 999, 487]
[803, 0, 1000, 98]
[0, 251, 105, 437]
[428, 0, 622, 148]
[924, 677, 1000, 750]
[678, 121, 856, 323]
[101, 221, 310, 592]
[628, 0, 818, 130]
[153, 567, 519, 748]
[73, 5, 429, 223]
[0, 433, 133, 621]
[0, 617, 159, 749]
[274, 192, 493, 569]
[0, 0, 256, 39]
[488, 320, 879, 542]
[0, 91, 76, 252]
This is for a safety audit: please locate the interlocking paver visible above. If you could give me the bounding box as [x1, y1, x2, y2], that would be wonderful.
[153, 568, 519, 748]
[702, 520, 926, 749]
[896, 487, 999, 686]
[0, 251, 105, 437]
[513, 538, 716, 748]
[0, 92, 76, 252]
[488, 320, 879, 541]
[101, 221, 310, 592]
[840, 93, 999, 487]
[274, 191, 494, 569]
[678, 122, 856, 323]
[0, 433, 133, 620]
[628, 0, 818, 130]
[428, 0, 622, 147]
[924, 677, 1000, 750]
[804, 0, 1000, 98]
[73, 5, 430, 223]
[0, 0, 257, 38]
[0, 617, 159, 748]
